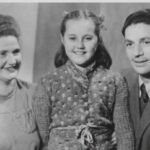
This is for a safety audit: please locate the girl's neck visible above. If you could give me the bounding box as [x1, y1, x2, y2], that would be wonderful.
[0, 79, 16, 97]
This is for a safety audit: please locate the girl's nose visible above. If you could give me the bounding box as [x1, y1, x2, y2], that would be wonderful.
[77, 40, 84, 49]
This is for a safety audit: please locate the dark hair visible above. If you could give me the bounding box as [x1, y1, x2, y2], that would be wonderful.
[0, 14, 20, 39]
[122, 9, 150, 36]
[55, 10, 112, 69]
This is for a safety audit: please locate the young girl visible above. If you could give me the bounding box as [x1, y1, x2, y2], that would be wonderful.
[33, 10, 135, 150]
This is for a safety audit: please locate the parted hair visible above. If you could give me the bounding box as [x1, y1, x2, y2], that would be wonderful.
[122, 9, 150, 36]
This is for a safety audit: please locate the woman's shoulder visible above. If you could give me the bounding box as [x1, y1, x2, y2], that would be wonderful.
[16, 78, 35, 90]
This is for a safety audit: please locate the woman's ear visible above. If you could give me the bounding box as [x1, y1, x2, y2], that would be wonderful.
[60, 34, 64, 45]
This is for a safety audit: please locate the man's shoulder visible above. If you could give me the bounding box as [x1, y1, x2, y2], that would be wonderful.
[120, 67, 138, 88]
[120, 67, 137, 78]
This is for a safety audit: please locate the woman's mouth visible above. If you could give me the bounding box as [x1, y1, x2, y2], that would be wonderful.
[5, 67, 16, 72]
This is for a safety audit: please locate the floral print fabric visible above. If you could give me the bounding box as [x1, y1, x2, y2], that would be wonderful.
[33, 61, 134, 150]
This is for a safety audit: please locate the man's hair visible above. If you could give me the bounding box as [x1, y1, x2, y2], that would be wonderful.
[122, 9, 150, 36]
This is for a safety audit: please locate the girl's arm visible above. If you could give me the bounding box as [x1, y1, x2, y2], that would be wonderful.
[32, 78, 51, 150]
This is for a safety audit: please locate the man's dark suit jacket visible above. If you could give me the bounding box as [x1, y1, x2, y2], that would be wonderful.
[123, 68, 150, 150]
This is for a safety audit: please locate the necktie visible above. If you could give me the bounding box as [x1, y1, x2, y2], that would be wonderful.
[140, 83, 149, 103]
[140, 84, 149, 116]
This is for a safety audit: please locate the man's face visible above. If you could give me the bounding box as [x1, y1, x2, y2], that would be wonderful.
[124, 23, 150, 77]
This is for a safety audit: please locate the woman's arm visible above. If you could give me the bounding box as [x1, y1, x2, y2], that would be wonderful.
[32, 78, 51, 150]
[113, 74, 135, 150]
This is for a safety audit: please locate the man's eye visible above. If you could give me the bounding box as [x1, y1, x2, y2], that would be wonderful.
[143, 41, 150, 44]
[69, 37, 76, 40]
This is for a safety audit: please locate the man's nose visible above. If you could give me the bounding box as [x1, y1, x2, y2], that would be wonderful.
[134, 44, 144, 57]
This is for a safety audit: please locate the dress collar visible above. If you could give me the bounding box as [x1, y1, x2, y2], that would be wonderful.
[66, 61, 97, 89]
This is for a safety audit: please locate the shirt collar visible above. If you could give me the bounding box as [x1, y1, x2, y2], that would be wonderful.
[139, 76, 150, 98]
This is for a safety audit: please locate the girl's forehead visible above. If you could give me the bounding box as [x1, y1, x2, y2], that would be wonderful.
[65, 18, 95, 29]
[66, 18, 94, 24]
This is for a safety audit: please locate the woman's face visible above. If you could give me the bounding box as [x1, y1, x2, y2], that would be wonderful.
[61, 18, 98, 68]
[0, 36, 22, 82]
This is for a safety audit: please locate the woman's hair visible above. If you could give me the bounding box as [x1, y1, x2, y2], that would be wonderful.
[0, 14, 20, 39]
[55, 10, 112, 69]
[122, 9, 150, 36]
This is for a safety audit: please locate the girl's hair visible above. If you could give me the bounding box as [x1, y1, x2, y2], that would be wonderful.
[55, 10, 112, 69]
[122, 9, 150, 36]
[0, 14, 20, 39]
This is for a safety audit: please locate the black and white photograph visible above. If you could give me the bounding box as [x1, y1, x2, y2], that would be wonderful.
[0, 2, 149, 150]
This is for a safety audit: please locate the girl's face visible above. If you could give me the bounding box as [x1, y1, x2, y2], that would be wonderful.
[0, 36, 22, 83]
[61, 18, 98, 68]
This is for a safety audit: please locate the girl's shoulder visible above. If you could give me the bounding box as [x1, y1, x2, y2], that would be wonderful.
[93, 67, 124, 84]
[39, 65, 68, 85]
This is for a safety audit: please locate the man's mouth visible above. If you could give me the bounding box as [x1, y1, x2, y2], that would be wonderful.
[133, 59, 149, 66]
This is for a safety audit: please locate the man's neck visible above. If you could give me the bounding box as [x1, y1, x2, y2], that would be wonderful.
[140, 75, 150, 85]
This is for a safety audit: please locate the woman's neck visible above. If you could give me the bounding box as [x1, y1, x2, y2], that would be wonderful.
[0, 79, 16, 97]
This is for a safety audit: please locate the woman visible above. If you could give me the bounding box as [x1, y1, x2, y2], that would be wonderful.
[33, 10, 135, 150]
[0, 14, 48, 150]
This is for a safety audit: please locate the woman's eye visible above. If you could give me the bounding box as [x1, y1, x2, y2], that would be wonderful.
[13, 49, 20, 55]
[0, 50, 7, 57]
[126, 42, 132, 47]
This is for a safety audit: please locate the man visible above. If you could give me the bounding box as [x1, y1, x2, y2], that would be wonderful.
[122, 9, 150, 150]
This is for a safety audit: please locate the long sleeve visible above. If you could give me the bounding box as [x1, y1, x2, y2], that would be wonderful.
[113, 75, 135, 150]
[32, 79, 51, 150]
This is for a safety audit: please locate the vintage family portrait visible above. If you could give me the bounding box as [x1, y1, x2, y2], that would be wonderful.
[0, 2, 149, 150]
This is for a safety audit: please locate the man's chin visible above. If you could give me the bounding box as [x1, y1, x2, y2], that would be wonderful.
[134, 68, 150, 78]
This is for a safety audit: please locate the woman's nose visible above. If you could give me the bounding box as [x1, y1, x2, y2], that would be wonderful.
[7, 54, 16, 64]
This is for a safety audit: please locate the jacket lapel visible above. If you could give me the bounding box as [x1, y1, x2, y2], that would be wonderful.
[136, 96, 150, 148]
[122, 68, 140, 138]
[127, 71, 140, 139]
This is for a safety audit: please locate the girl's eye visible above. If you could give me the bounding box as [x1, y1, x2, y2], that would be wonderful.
[85, 37, 92, 41]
